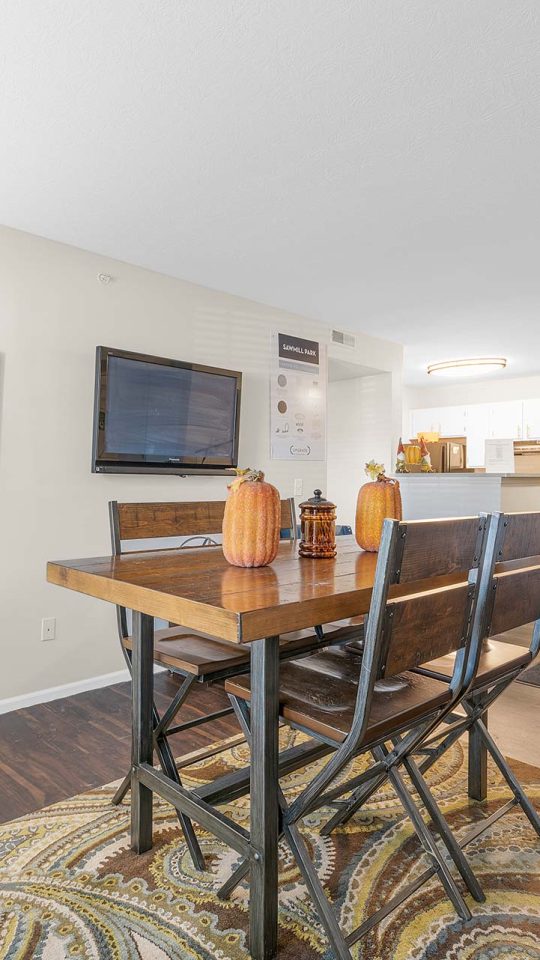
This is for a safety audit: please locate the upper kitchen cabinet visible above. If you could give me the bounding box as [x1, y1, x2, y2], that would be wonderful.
[465, 401, 522, 467]
[487, 400, 524, 440]
[523, 399, 540, 439]
[410, 407, 438, 438]
[464, 403, 491, 467]
[410, 405, 466, 439]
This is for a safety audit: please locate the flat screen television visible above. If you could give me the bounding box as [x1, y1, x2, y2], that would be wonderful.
[92, 346, 242, 475]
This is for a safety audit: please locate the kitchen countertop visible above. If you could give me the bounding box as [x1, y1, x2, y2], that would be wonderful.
[392, 473, 540, 479]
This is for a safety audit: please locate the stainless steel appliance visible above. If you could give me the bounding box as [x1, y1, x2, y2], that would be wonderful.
[426, 440, 467, 472]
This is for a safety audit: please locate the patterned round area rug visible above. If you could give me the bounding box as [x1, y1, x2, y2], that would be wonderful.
[1, 730, 539, 959]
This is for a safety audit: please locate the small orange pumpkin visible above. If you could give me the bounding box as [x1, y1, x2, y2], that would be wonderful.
[355, 472, 402, 552]
[223, 469, 281, 568]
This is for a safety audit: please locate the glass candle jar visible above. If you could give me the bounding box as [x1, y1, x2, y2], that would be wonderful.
[299, 489, 337, 559]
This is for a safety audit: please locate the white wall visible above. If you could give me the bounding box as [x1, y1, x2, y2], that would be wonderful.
[403, 374, 540, 435]
[327, 374, 393, 529]
[0, 227, 402, 701]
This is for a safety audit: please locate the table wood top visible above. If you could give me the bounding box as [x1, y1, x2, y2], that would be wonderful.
[47, 536, 467, 643]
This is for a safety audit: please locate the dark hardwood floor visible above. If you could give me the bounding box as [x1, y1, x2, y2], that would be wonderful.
[5, 638, 537, 826]
[0, 674, 237, 824]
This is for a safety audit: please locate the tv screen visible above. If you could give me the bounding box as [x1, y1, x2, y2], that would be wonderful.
[92, 347, 242, 474]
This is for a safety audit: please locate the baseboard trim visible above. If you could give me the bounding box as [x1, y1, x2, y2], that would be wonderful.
[0, 666, 165, 716]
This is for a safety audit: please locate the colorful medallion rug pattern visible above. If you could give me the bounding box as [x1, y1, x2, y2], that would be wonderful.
[1, 730, 539, 959]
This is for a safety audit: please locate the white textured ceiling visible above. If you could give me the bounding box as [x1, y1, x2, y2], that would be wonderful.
[1, 1, 539, 385]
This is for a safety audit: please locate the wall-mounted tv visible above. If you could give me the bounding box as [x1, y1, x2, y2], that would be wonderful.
[92, 346, 242, 475]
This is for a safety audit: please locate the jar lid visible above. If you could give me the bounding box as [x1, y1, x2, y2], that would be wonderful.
[299, 489, 336, 510]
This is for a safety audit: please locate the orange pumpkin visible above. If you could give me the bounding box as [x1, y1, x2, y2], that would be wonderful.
[355, 474, 402, 552]
[223, 469, 281, 567]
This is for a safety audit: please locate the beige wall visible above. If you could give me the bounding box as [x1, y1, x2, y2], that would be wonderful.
[0, 227, 402, 702]
[327, 374, 393, 529]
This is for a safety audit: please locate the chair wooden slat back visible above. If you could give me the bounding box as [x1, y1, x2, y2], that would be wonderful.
[489, 564, 540, 637]
[382, 583, 473, 677]
[112, 498, 297, 547]
[497, 511, 540, 564]
[482, 511, 540, 637]
[396, 517, 485, 584]
[365, 516, 487, 681]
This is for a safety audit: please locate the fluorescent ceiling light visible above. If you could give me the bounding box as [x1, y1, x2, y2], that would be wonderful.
[427, 357, 507, 377]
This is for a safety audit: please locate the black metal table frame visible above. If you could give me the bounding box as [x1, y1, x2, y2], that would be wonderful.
[130, 610, 333, 960]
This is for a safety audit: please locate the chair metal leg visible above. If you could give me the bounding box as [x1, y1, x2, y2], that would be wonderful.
[153, 674, 196, 738]
[112, 770, 132, 806]
[284, 819, 352, 960]
[468, 693, 488, 801]
[401, 752, 485, 902]
[375, 747, 471, 922]
[217, 855, 251, 899]
[228, 693, 252, 743]
[215, 695, 254, 899]
[156, 730, 206, 871]
[223, 744, 352, 960]
[320, 770, 388, 835]
[475, 717, 540, 837]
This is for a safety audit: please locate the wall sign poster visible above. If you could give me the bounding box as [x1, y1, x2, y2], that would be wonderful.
[485, 438, 515, 473]
[270, 332, 327, 460]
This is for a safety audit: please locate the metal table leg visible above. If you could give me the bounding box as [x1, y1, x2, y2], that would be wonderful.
[249, 635, 280, 960]
[131, 611, 154, 852]
[468, 695, 488, 802]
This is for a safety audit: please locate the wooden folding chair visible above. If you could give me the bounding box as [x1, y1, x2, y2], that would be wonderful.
[413, 510, 540, 845]
[317, 515, 487, 831]
[222, 515, 496, 957]
[109, 498, 348, 870]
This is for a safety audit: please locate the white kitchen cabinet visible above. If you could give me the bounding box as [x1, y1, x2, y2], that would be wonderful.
[487, 401, 523, 440]
[464, 403, 491, 467]
[410, 405, 466, 439]
[437, 405, 467, 436]
[523, 399, 540, 440]
[465, 401, 522, 467]
[410, 407, 440, 438]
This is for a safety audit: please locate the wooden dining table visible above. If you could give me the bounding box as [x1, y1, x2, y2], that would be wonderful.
[47, 534, 486, 960]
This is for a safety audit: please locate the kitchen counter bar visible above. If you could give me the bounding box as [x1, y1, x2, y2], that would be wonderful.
[393, 473, 540, 520]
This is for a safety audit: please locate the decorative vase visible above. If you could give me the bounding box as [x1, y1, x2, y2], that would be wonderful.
[223, 469, 281, 567]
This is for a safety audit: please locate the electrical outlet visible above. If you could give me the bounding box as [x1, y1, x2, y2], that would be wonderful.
[294, 478, 303, 496]
[41, 618, 56, 641]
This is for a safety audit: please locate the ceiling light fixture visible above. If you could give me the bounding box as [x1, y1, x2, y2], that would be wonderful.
[427, 357, 507, 377]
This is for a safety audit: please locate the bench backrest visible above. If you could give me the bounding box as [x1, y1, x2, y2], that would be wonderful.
[111, 498, 297, 546]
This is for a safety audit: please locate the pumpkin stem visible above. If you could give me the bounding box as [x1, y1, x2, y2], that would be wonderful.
[228, 468, 265, 491]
